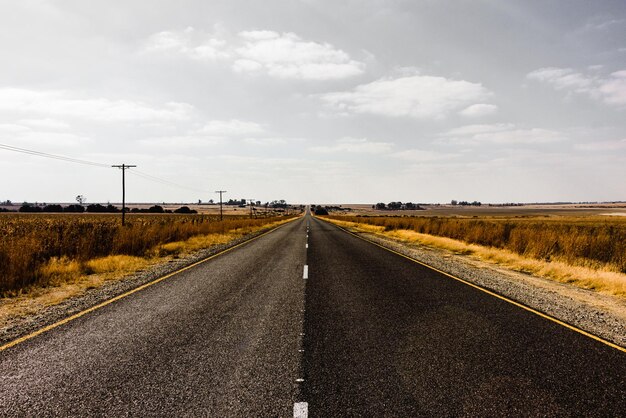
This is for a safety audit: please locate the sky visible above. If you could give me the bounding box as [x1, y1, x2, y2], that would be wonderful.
[1, 0, 625, 204]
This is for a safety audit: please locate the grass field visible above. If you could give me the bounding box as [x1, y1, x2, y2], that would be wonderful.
[325, 215, 626, 297]
[0, 213, 295, 295]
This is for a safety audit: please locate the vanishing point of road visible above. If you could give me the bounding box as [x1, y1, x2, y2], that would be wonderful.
[1, 212, 624, 416]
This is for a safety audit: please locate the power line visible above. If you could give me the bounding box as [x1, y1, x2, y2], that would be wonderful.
[0, 142, 110, 168]
[0, 142, 212, 197]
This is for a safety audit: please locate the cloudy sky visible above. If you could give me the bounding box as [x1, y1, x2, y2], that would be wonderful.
[1, 0, 625, 204]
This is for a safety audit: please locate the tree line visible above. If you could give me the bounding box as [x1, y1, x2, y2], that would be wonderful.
[372, 202, 425, 210]
[16, 203, 197, 214]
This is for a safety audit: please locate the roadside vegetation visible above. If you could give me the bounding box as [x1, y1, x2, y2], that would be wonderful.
[325, 215, 626, 297]
[0, 213, 295, 296]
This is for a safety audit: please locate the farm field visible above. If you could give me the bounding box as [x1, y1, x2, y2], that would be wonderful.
[0, 213, 295, 295]
[328, 202, 626, 217]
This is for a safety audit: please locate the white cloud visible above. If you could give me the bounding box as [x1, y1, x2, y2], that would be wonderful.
[232, 59, 263, 73]
[527, 67, 626, 106]
[459, 103, 498, 117]
[309, 137, 393, 154]
[0, 88, 194, 122]
[144, 28, 365, 80]
[319, 74, 492, 119]
[242, 137, 304, 146]
[527, 67, 593, 93]
[392, 149, 459, 162]
[598, 71, 626, 105]
[235, 31, 365, 80]
[0, 122, 90, 148]
[139, 135, 223, 149]
[194, 119, 265, 136]
[0, 123, 31, 134]
[583, 18, 626, 31]
[242, 137, 286, 146]
[144, 27, 230, 61]
[575, 138, 626, 151]
[440, 123, 566, 145]
[18, 118, 70, 130]
[445, 123, 515, 136]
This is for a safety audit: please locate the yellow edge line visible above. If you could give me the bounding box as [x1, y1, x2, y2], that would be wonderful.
[320, 217, 626, 353]
[0, 217, 300, 352]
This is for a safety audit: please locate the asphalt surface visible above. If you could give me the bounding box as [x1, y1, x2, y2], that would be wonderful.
[1, 212, 625, 416]
[0, 217, 307, 417]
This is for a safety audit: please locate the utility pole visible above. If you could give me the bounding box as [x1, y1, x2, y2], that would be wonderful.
[248, 199, 255, 219]
[215, 190, 227, 221]
[112, 164, 136, 226]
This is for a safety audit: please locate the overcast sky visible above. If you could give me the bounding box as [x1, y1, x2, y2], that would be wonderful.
[1, 0, 625, 204]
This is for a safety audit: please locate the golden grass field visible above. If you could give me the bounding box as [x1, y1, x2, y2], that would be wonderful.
[0, 213, 295, 295]
[325, 215, 626, 297]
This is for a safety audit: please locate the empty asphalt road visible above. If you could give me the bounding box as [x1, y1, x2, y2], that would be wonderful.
[1, 213, 625, 416]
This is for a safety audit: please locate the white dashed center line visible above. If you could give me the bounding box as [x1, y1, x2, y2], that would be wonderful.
[293, 402, 308, 417]
[303, 265, 308, 279]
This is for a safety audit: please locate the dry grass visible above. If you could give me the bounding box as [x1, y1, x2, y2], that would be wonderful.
[0, 216, 295, 323]
[0, 213, 295, 294]
[327, 215, 626, 272]
[326, 218, 626, 298]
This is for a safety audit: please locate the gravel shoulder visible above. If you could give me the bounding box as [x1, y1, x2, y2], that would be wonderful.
[341, 226, 626, 348]
[0, 222, 292, 347]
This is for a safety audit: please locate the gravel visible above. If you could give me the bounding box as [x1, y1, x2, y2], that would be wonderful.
[0, 226, 280, 347]
[352, 230, 626, 348]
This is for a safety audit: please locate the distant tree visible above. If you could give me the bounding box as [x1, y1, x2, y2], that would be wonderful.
[43, 204, 64, 212]
[19, 203, 42, 213]
[64, 204, 85, 213]
[314, 207, 329, 215]
[174, 206, 197, 214]
[76, 195, 86, 205]
[405, 202, 416, 210]
[451, 200, 458, 206]
[147, 205, 165, 213]
[388, 201, 402, 210]
[86, 203, 107, 213]
[375, 202, 386, 210]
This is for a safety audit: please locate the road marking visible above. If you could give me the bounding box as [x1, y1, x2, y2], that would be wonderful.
[323, 219, 626, 353]
[303, 265, 308, 279]
[293, 402, 308, 418]
[295, 378, 305, 383]
[0, 217, 301, 353]
[305, 243, 308, 249]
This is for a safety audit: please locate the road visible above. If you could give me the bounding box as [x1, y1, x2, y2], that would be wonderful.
[1, 213, 624, 416]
